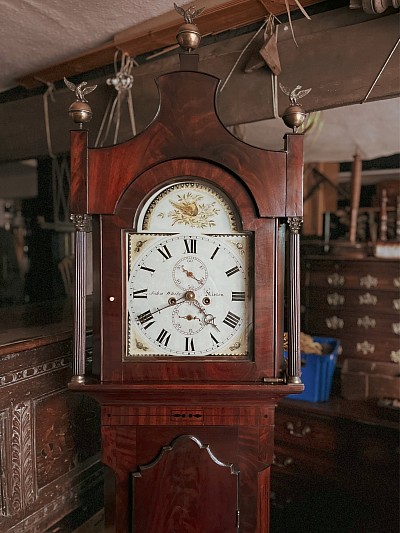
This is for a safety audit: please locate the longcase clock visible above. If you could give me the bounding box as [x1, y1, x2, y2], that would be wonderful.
[68, 14, 304, 532]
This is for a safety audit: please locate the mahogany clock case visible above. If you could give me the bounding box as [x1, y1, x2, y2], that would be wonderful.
[69, 71, 304, 386]
[95, 160, 285, 384]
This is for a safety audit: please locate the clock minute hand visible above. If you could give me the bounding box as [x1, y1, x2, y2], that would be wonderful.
[191, 299, 220, 331]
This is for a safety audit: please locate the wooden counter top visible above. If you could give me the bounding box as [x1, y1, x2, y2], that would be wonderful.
[0, 298, 75, 356]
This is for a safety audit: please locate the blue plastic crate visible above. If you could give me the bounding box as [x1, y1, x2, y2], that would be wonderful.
[285, 337, 340, 402]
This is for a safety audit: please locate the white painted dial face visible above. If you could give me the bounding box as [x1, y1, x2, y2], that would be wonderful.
[126, 233, 251, 357]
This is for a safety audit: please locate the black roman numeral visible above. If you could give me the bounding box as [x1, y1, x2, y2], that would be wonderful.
[132, 288, 148, 299]
[140, 265, 155, 273]
[184, 239, 197, 254]
[185, 337, 195, 351]
[231, 291, 245, 301]
[223, 311, 240, 329]
[137, 310, 155, 329]
[157, 245, 172, 260]
[225, 266, 240, 277]
[156, 329, 171, 346]
[210, 332, 219, 345]
[210, 247, 220, 260]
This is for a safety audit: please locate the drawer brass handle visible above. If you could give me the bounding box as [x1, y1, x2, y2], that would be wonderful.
[273, 455, 294, 468]
[325, 315, 344, 329]
[327, 273, 344, 287]
[360, 274, 378, 288]
[286, 421, 311, 437]
[327, 292, 345, 306]
[392, 323, 400, 335]
[357, 316, 376, 329]
[359, 292, 378, 306]
[390, 350, 400, 363]
[356, 341, 375, 355]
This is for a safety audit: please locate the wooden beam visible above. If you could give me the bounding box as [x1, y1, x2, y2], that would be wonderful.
[0, 9, 399, 163]
[16, 0, 324, 89]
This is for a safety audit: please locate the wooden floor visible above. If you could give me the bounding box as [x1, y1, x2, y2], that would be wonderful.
[46, 510, 104, 533]
[72, 511, 104, 533]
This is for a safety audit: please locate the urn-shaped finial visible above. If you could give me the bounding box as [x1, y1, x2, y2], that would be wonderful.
[174, 3, 204, 52]
[279, 83, 311, 133]
[64, 77, 97, 128]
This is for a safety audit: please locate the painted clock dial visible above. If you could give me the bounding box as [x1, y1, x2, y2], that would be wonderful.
[126, 232, 251, 357]
[137, 181, 239, 233]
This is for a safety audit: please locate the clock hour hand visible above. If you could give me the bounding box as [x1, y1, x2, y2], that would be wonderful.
[180, 265, 203, 284]
[154, 295, 186, 313]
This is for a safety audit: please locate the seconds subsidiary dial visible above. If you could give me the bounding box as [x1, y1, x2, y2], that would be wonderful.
[126, 233, 251, 357]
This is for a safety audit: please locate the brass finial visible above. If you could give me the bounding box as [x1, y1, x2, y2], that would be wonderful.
[279, 83, 311, 133]
[174, 3, 204, 52]
[64, 78, 97, 128]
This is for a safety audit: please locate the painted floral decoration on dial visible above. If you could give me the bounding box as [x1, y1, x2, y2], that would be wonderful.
[126, 232, 250, 357]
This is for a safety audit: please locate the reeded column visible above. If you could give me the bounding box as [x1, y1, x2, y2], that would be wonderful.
[70, 213, 92, 383]
[287, 216, 303, 384]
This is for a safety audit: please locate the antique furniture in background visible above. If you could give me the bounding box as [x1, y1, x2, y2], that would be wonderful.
[0, 302, 102, 533]
[270, 397, 399, 533]
[302, 255, 399, 365]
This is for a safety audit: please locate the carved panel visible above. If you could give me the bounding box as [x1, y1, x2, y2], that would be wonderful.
[35, 391, 100, 489]
[0, 410, 8, 516]
[10, 401, 35, 514]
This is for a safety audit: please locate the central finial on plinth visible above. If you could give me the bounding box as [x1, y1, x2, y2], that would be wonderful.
[174, 3, 204, 52]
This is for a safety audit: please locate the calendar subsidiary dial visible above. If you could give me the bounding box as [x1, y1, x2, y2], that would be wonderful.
[126, 232, 251, 357]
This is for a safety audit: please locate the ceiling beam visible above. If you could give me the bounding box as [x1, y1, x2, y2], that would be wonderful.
[1, 9, 398, 163]
[16, 0, 324, 89]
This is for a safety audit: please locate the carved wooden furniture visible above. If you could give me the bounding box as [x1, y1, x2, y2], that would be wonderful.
[68, 60, 304, 532]
[271, 398, 399, 533]
[0, 302, 101, 533]
[302, 256, 400, 363]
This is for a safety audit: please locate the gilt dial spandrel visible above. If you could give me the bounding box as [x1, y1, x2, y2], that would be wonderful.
[138, 181, 239, 233]
[125, 232, 252, 358]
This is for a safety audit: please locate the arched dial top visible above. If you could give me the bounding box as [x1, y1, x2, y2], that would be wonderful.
[137, 180, 239, 233]
[126, 232, 251, 358]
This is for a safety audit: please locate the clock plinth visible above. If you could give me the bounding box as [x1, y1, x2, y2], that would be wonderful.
[69, 66, 304, 531]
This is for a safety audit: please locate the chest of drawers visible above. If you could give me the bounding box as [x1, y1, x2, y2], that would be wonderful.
[270, 398, 399, 533]
[302, 256, 400, 363]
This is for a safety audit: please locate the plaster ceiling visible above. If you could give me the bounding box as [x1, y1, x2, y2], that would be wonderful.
[1, 0, 175, 92]
[233, 97, 400, 162]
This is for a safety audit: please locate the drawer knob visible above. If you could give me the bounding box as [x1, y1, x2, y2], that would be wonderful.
[273, 454, 294, 468]
[286, 421, 311, 437]
[393, 299, 400, 311]
[327, 273, 344, 287]
[360, 274, 378, 289]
